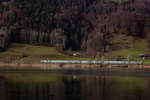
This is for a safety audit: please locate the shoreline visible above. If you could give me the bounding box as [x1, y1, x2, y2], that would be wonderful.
[0, 63, 149, 69]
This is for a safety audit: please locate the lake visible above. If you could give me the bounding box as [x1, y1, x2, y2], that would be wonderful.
[0, 70, 150, 100]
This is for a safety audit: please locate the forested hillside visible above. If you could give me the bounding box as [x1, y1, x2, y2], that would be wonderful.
[0, 0, 150, 57]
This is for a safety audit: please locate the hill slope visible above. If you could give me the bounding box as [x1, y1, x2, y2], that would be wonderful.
[108, 34, 147, 61]
[0, 34, 147, 63]
[0, 0, 150, 57]
[0, 43, 85, 63]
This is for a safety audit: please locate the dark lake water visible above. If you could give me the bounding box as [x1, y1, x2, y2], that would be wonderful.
[0, 70, 150, 100]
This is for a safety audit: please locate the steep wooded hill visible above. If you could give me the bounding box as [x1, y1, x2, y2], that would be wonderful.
[0, 0, 150, 57]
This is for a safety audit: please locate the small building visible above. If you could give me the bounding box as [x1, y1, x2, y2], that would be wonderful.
[139, 53, 150, 59]
[73, 52, 81, 57]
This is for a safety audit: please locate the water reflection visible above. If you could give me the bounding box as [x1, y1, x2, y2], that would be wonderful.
[0, 72, 149, 100]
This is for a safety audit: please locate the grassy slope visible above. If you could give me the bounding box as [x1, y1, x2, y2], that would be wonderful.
[0, 43, 87, 63]
[108, 34, 147, 61]
[0, 34, 149, 64]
